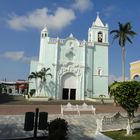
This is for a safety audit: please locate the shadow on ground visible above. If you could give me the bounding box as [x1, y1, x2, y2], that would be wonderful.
[0, 123, 95, 140]
[0, 123, 48, 140]
[68, 124, 95, 140]
[0, 94, 28, 104]
[0, 94, 105, 105]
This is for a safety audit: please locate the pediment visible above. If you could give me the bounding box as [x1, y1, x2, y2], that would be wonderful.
[65, 35, 79, 47]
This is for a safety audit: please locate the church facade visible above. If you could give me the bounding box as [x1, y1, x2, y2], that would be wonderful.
[29, 15, 109, 100]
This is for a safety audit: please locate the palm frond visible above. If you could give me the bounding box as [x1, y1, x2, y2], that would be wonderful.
[110, 30, 119, 34]
[111, 34, 119, 44]
[31, 72, 36, 75]
[28, 75, 33, 79]
[41, 67, 51, 73]
[127, 31, 137, 36]
[118, 22, 123, 30]
[46, 73, 53, 78]
[126, 36, 133, 44]
[46, 68, 51, 72]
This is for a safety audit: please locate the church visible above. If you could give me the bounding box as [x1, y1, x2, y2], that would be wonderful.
[29, 14, 109, 100]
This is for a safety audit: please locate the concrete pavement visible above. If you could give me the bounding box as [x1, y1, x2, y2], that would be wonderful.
[0, 113, 114, 140]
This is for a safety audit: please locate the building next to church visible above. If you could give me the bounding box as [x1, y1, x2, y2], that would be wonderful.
[29, 14, 109, 100]
[130, 60, 140, 80]
[0, 80, 28, 95]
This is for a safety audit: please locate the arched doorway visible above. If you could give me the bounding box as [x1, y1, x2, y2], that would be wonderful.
[62, 73, 77, 100]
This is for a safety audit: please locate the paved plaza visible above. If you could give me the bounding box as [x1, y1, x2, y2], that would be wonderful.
[0, 113, 114, 140]
[0, 102, 139, 140]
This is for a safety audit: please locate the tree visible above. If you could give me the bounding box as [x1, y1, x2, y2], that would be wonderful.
[28, 68, 52, 97]
[108, 81, 119, 106]
[110, 22, 136, 81]
[38, 67, 52, 95]
[110, 81, 140, 135]
[28, 72, 40, 96]
[38, 68, 52, 82]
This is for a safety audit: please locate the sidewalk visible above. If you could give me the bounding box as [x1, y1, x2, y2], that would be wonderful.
[0, 103, 140, 139]
[0, 113, 114, 140]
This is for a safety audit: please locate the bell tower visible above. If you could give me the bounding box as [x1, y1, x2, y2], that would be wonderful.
[88, 13, 109, 97]
[88, 12, 108, 44]
[39, 26, 48, 64]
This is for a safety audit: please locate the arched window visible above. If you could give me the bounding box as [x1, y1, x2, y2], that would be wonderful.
[97, 67, 103, 76]
[98, 32, 103, 42]
[42, 33, 47, 38]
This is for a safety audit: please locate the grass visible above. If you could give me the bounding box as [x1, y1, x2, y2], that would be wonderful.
[103, 129, 140, 140]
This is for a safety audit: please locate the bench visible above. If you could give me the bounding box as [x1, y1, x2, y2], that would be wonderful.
[61, 102, 96, 116]
[78, 103, 96, 115]
[96, 112, 128, 132]
[61, 102, 80, 116]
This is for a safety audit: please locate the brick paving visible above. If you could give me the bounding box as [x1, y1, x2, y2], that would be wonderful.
[0, 94, 139, 115]
[0, 103, 137, 115]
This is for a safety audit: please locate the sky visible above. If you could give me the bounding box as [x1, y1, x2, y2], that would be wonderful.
[0, 0, 140, 83]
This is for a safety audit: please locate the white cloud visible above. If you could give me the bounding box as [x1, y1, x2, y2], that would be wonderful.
[22, 56, 38, 63]
[1, 51, 38, 63]
[72, 0, 93, 12]
[4, 51, 24, 61]
[109, 75, 129, 85]
[7, 7, 76, 31]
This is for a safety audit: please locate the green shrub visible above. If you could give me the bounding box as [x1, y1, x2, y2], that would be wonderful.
[8, 88, 12, 93]
[48, 118, 68, 140]
[48, 97, 53, 101]
[99, 94, 106, 104]
[29, 89, 36, 96]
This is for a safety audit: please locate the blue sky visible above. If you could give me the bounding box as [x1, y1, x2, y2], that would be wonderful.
[0, 0, 139, 83]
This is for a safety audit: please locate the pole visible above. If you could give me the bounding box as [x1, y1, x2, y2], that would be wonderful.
[34, 108, 39, 138]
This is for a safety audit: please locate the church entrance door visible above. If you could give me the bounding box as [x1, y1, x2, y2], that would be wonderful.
[62, 88, 76, 100]
[62, 88, 69, 99]
[62, 74, 77, 100]
[70, 89, 76, 100]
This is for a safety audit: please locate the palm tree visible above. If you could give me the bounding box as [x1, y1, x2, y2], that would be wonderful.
[110, 22, 136, 81]
[39, 67, 52, 82]
[38, 67, 52, 95]
[28, 72, 40, 96]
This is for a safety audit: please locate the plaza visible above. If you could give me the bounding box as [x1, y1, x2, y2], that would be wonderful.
[0, 99, 136, 140]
